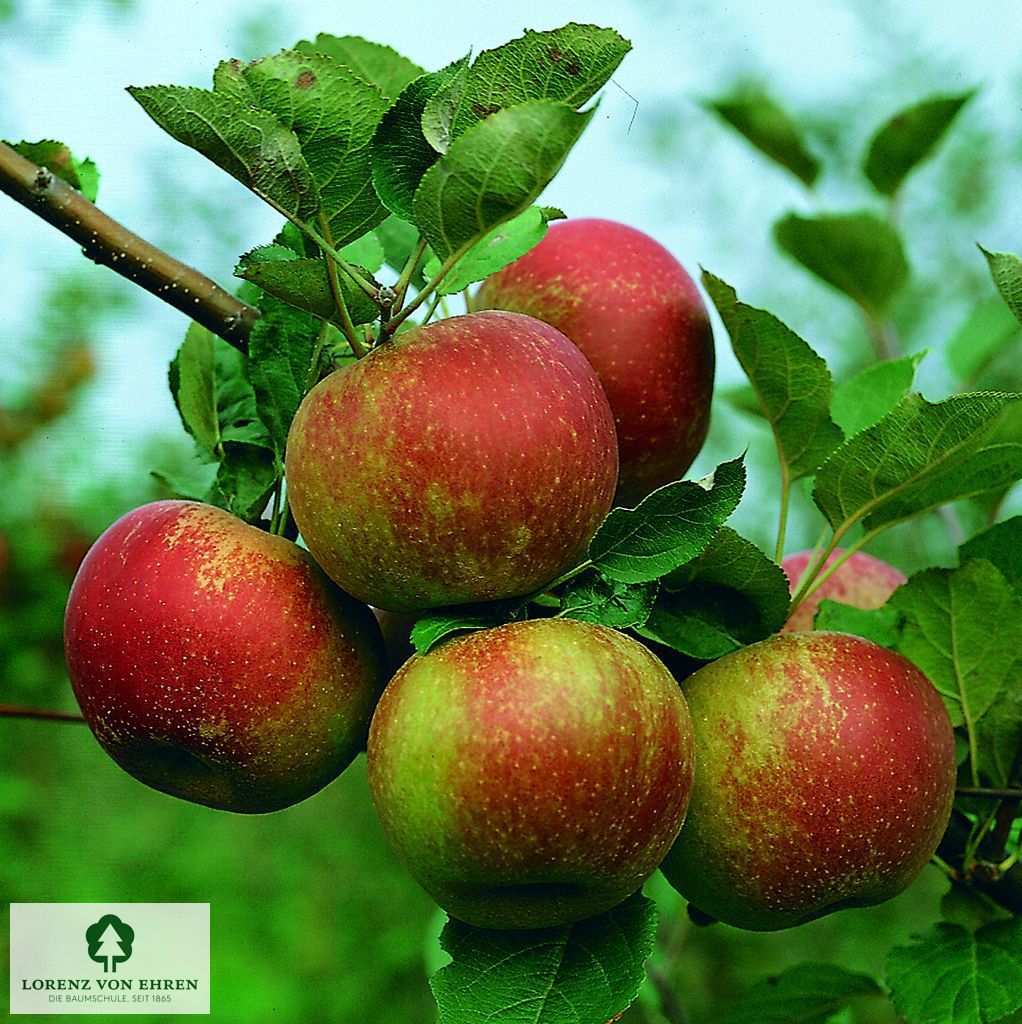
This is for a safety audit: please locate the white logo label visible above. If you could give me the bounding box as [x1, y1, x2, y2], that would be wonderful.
[9, 903, 209, 1015]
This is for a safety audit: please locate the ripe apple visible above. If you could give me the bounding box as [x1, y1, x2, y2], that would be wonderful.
[783, 548, 907, 631]
[285, 311, 618, 612]
[64, 500, 386, 813]
[477, 218, 715, 502]
[367, 618, 695, 929]
[659, 631, 956, 930]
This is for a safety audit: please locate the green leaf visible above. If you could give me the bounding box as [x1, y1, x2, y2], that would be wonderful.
[293, 34, 424, 100]
[414, 100, 593, 261]
[558, 574, 658, 629]
[421, 62, 469, 155]
[421, 206, 550, 294]
[128, 85, 318, 219]
[230, 51, 390, 245]
[339, 232, 385, 274]
[371, 57, 470, 223]
[864, 91, 975, 196]
[703, 272, 843, 481]
[211, 343, 273, 450]
[704, 89, 820, 187]
[889, 560, 1022, 786]
[721, 963, 881, 1024]
[887, 919, 1022, 1024]
[235, 245, 379, 326]
[812, 392, 1022, 532]
[168, 324, 219, 456]
[73, 157, 100, 203]
[168, 326, 271, 459]
[945, 300, 1021, 383]
[376, 214, 422, 276]
[979, 247, 1022, 326]
[637, 527, 790, 660]
[167, 326, 276, 523]
[959, 517, 1022, 592]
[431, 893, 657, 1024]
[410, 608, 508, 656]
[813, 600, 904, 647]
[831, 353, 923, 436]
[9, 139, 99, 200]
[774, 211, 910, 316]
[243, 298, 319, 456]
[209, 443, 278, 522]
[442, 24, 630, 141]
[589, 456, 746, 584]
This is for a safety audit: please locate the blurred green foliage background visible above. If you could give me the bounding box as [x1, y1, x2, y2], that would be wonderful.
[1, 1, 1019, 1021]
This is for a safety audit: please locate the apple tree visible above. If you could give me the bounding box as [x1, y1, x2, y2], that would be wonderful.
[2, 21, 1022, 1024]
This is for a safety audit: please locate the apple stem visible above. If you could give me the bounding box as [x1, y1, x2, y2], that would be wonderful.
[774, 466, 791, 563]
[0, 704, 86, 723]
[392, 237, 429, 312]
[0, 142, 259, 351]
[938, 811, 1022, 914]
[421, 290, 444, 325]
[270, 492, 291, 537]
[317, 214, 369, 358]
[385, 242, 472, 335]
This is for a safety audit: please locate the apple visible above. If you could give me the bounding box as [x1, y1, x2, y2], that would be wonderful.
[783, 548, 907, 631]
[285, 311, 618, 612]
[659, 631, 956, 930]
[367, 618, 695, 929]
[477, 218, 715, 502]
[63, 500, 386, 813]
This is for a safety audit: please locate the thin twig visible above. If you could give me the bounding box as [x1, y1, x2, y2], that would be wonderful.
[318, 214, 367, 357]
[0, 141, 258, 350]
[0, 704, 86, 724]
[392, 237, 428, 311]
[957, 786, 1022, 801]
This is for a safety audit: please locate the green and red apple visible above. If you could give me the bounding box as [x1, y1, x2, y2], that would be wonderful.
[368, 618, 695, 929]
[64, 500, 386, 813]
[783, 548, 907, 631]
[478, 218, 715, 502]
[285, 310, 619, 612]
[660, 631, 956, 930]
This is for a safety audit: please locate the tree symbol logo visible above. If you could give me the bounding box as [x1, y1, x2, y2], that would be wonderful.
[85, 914, 134, 974]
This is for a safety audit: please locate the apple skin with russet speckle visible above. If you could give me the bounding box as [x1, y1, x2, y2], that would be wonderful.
[477, 218, 714, 503]
[63, 500, 386, 813]
[659, 631, 956, 931]
[782, 549, 907, 632]
[285, 310, 619, 613]
[367, 618, 695, 929]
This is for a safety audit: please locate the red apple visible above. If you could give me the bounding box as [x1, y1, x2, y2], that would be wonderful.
[783, 549, 907, 632]
[368, 618, 695, 929]
[64, 500, 386, 813]
[285, 311, 618, 612]
[659, 631, 956, 930]
[477, 218, 715, 502]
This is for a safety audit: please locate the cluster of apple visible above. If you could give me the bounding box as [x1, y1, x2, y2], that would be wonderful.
[63, 219, 956, 932]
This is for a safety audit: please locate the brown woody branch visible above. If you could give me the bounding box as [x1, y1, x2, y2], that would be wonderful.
[956, 786, 1022, 801]
[0, 704, 86, 724]
[0, 141, 258, 350]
